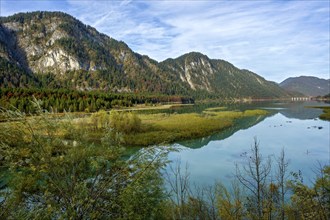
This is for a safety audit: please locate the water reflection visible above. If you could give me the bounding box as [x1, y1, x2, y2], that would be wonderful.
[179, 101, 327, 148]
[167, 101, 330, 187]
[278, 102, 324, 119]
[179, 114, 272, 149]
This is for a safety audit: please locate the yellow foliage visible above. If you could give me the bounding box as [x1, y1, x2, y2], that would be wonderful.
[119, 108, 269, 146]
[19, 148, 31, 157]
[243, 109, 268, 116]
[109, 110, 141, 134]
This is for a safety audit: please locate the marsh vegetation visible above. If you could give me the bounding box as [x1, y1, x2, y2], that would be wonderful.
[64, 107, 268, 147]
[0, 101, 329, 219]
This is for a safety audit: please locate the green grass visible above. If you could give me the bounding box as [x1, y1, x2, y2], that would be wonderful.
[0, 107, 269, 148]
[243, 109, 269, 117]
[122, 108, 268, 146]
[319, 107, 330, 121]
[123, 113, 233, 146]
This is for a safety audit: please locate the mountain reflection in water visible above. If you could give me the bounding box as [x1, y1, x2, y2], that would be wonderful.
[166, 101, 330, 187]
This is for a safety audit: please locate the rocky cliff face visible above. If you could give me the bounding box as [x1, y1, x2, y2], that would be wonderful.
[0, 12, 118, 73]
[0, 11, 289, 99]
[0, 12, 173, 92]
[161, 52, 289, 98]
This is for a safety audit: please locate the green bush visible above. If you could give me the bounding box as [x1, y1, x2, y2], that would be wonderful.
[0, 105, 167, 219]
[110, 111, 141, 134]
[90, 109, 110, 129]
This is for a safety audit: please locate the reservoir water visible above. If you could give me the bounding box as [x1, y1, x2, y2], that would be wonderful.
[165, 101, 330, 187]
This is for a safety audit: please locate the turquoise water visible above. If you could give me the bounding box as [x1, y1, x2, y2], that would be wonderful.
[166, 101, 330, 187]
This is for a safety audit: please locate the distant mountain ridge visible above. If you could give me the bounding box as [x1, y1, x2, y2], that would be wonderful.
[280, 76, 330, 97]
[0, 11, 290, 99]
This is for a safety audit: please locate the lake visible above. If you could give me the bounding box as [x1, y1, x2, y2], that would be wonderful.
[165, 101, 330, 187]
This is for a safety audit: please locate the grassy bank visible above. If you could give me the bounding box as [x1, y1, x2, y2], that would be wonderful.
[319, 106, 330, 121]
[319, 107, 330, 120]
[121, 108, 268, 146]
[1, 107, 269, 148]
[115, 103, 194, 112]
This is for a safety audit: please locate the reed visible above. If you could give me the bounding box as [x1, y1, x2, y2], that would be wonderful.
[122, 109, 268, 146]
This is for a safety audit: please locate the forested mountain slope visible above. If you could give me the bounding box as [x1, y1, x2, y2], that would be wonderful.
[161, 52, 289, 98]
[280, 76, 329, 97]
[0, 11, 290, 99]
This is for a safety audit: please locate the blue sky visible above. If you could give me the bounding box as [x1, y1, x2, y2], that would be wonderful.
[1, 0, 329, 82]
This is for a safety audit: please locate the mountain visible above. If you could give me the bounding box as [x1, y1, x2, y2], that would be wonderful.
[280, 76, 330, 97]
[0, 11, 290, 99]
[160, 52, 288, 98]
[0, 11, 186, 94]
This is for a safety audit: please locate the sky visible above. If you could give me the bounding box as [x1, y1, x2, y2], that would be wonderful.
[1, 0, 329, 82]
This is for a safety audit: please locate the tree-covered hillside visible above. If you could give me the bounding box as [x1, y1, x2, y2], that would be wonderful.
[0, 11, 290, 99]
[280, 76, 330, 97]
[161, 52, 289, 99]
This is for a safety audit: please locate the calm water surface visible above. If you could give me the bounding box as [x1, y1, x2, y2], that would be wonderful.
[165, 101, 330, 187]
